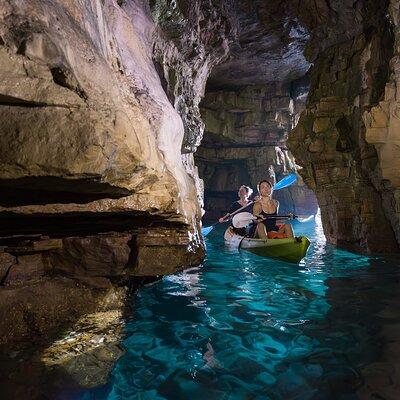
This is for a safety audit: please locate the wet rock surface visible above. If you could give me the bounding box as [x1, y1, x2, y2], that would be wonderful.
[0, 276, 126, 347]
[0, 308, 127, 399]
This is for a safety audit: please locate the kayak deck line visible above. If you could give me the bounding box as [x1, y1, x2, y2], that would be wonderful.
[224, 227, 310, 264]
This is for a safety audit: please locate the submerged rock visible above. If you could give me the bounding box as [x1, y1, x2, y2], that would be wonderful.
[41, 310, 126, 389]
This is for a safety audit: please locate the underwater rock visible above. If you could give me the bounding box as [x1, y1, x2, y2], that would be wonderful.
[0, 277, 126, 347]
[40, 310, 126, 389]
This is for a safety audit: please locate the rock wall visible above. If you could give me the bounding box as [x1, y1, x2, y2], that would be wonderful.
[289, 0, 400, 252]
[362, 1, 400, 246]
[197, 82, 318, 219]
[0, 0, 233, 346]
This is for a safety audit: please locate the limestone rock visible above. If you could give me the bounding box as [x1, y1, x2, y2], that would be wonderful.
[0, 277, 126, 347]
[288, 3, 400, 252]
[48, 234, 132, 277]
[0, 0, 236, 349]
[4, 254, 45, 286]
[0, 252, 15, 283]
[134, 229, 205, 276]
[313, 117, 331, 133]
[0, 0, 220, 239]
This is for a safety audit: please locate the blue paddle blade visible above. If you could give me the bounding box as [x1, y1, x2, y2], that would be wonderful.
[273, 173, 297, 190]
[201, 225, 214, 236]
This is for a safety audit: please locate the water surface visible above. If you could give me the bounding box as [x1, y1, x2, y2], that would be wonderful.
[78, 213, 400, 399]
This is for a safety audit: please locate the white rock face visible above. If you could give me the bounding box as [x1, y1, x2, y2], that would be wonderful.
[0, 0, 208, 223]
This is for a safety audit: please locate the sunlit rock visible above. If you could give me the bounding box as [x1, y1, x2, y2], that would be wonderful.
[0, 0, 233, 347]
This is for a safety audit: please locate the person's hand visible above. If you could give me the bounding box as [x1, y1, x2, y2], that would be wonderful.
[254, 214, 264, 222]
[218, 217, 225, 223]
[253, 195, 261, 202]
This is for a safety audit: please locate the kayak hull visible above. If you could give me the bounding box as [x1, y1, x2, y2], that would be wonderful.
[224, 227, 310, 264]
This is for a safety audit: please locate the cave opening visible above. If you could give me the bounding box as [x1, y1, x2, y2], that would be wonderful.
[196, 76, 319, 222]
[195, 7, 319, 223]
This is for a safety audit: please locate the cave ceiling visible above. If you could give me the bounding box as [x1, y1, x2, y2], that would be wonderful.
[207, 0, 371, 90]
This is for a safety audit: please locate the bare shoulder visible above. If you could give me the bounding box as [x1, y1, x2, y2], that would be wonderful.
[253, 202, 262, 214]
[274, 199, 280, 211]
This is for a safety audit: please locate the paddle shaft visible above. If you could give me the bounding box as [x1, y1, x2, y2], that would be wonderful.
[256, 214, 297, 221]
[221, 200, 255, 221]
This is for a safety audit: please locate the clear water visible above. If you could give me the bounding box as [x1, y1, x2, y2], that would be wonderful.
[77, 213, 400, 400]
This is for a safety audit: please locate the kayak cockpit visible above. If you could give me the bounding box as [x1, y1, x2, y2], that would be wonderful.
[224, 227, 310, 264]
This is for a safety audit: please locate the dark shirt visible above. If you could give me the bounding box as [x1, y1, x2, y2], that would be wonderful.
[228, 201, 252, 215]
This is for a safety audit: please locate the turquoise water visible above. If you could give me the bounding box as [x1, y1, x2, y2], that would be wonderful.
[77, 213, 400, 399]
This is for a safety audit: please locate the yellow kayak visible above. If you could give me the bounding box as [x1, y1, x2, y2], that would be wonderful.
[224, 227, 310, 264]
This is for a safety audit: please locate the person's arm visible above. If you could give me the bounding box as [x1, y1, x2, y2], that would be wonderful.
[219, 202, 237, 223]
[218, 213, 230, 223]
[253, 202, 263, 219]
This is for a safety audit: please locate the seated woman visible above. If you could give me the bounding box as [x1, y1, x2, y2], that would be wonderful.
[219, 185, 253, 235]
[252, 180, 294, 239]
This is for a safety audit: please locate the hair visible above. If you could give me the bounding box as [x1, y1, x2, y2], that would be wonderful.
[257, 179, 272, 193]
[240, 185, 253, 197]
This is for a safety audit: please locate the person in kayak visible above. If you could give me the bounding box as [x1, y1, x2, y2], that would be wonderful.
[219, 185, 253, 235]
[251, 180, 294, 239]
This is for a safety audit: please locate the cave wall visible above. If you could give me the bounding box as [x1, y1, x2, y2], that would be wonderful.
[0, 0, 234, 345]
[363, 1, 400, 246]
[289, 0, 400, 252]
[197, 82, 318, 219]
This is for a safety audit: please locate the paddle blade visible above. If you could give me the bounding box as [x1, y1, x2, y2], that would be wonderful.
[273, 173, 297, 190]
[296, 215, 315, 223]
[232, 212, 257, 228]
[201, 225, 214, 236]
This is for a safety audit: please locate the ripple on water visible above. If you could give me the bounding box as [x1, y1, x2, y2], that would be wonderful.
[77, 214, 400, 400]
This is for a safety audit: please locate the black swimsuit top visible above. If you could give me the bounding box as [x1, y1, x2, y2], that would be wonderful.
[258, 204, 278, 231]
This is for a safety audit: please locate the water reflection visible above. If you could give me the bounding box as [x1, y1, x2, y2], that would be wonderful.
[76, 212, 400, 400]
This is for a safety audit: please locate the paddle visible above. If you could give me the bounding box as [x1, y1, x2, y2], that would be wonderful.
[272, 173, 297, 190]
[201, 200, 255, 236]
[232, 212, 314, 228]
[201, 173, 298, 236]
